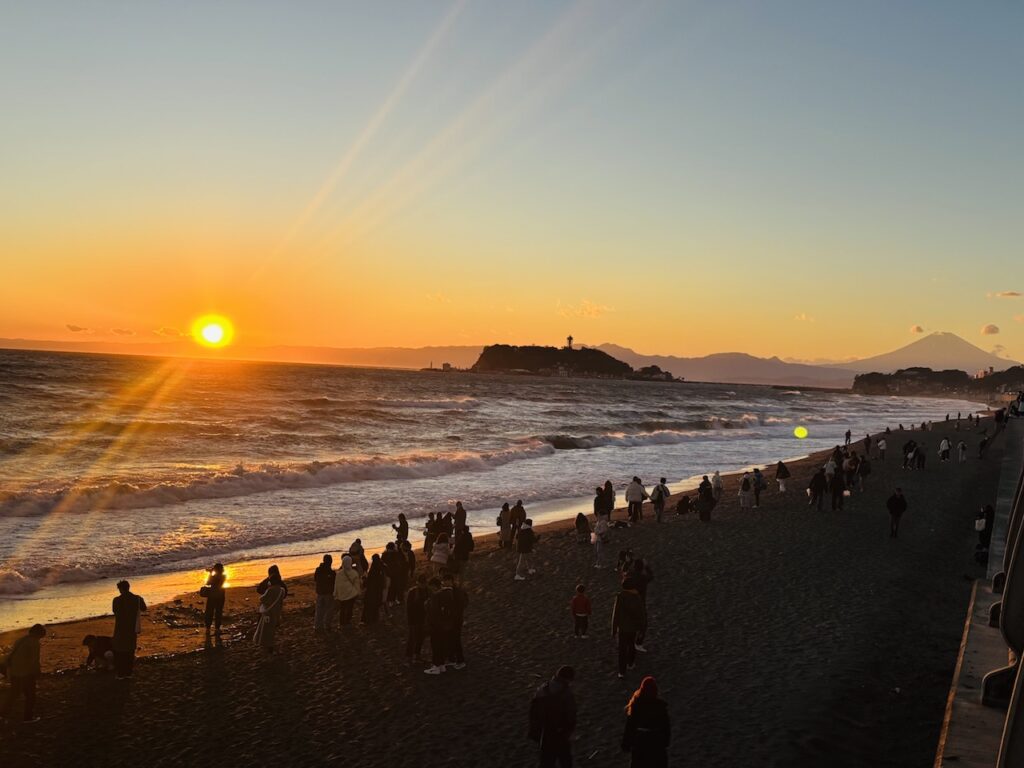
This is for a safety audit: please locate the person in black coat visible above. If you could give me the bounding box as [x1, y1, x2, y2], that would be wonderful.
[361, 554, 385, 625]
[886, 488, 908, 538]
[423, 578, 453, 675]
[829, 472, 845, 511]
[382, 543, 408, 607]
[622, 675, 670, 768]
[529, 666, 576, 768]
[405, 574, 430, 663]
[442, 572, 468, 669]
[807, 469, 827, 511]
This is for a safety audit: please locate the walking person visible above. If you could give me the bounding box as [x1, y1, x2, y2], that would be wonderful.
[511, 500, 527, 541]
[774, 460, 790, 493]
[939, 437, 951, 462]
[514, 519, 539, 580]
[313, 555, 336, 634]
[887, 488, 908, 538]
[112, 580, 147, 678]
[957, 439, 968, 463]
[829, 471, 846, 512]
[622, 676, 671, 768]
[333, 555, 361, 628]
[863, 434, 873, 458]
[845, 429, 852, 447]
[625, 559, 653, 652]
[651, 478, 670, 523]
[808, 468, 827, 511]
[201, 563, 226, 636]
[528, 666, 577, 768]
[612, 580, 646, 679]
[625, 477, 649, 524]
[856, 455, 872, 491]
[253, 566, 286, 654]
[751, 468, 766, 508]
[1, 624, 45, 724]
[405, 574, 429, 664]
[570, 584, 592, 639]
[877, 437, 887, 461]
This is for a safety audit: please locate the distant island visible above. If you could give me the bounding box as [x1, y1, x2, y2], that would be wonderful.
[853, 366, 1024, 397]
[470, 342, 678, 381]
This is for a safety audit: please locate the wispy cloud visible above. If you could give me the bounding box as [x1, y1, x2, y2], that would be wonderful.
[558, 299, 613, 319]
[793, 312, 815, 322]
[910, 324, 924, 334]
[66, 324, 89, 333]
[153, 327, 185, 337]
[425, 292, 452, 305]
[987, 291, 1021, 299]
[981, 323, 1000, 335]
[111, 328, 134, 336]
[991, 344, 1007, 357]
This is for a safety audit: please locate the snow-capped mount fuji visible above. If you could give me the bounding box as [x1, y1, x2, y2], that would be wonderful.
[829, 332, 1018, 374]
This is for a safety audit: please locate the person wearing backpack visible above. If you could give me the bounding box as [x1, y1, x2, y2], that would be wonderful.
[529, 666, 577, 768]
[651, 478, 670, 523]
[514, 519, 539, 581]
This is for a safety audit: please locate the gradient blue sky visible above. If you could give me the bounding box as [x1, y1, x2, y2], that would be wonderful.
[1, 1, 1021, 359]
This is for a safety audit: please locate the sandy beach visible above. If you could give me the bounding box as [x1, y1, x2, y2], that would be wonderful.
[0, 418, 1006, 767]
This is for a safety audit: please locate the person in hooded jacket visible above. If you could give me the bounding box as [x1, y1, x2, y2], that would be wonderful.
[774, 461, 791, 493]
[622, 676, 671, 768]
[529, 666, 577, 768]
[333, 555, 361, 627]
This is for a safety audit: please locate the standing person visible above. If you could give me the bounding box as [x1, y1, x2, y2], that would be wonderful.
[402, 539, 417, 580]
[863, 434, 873, 458]
[348, 538, 369, 574]
[574, 512, 591, 543]
[621, 676, 671, 768]
[254, 566, 286, 654]
[902, 440, 916, 470]
[429, 533, 450, 576]
[112, 580, 147, 679]
[423, 577, 452, 675]
[939, 437, 951, 462]
[313, 555, 336, 634]
[823, 456, 837, 482]
[844, 429, 852, 447]
[451, 525, 475, 583]
[529, 666, 577, 768]
[514, 519, 539, 581]
[957, 439, 968, 463]
[392, 513, 409, 545]
[498, 503, 513, 548]
[443, 572, 468, 669]
[1, 624, 45, 724]
[916, 442, 927, 470]
[711, 471, 723, 502]
[625, 560, 653, 652]
[570, 584, 592, 638]
[625, 477, 649, 524]
[511, 500, 528, 541]
[651, 478, 670, 523]
[333, 555, 361, 628]
[808, 469, 827, 511]
[856, 455, 872, 491]
[593, 487, 606, 521]
[612, 580, 645, 679]
[697, 476, 715, 522]
[751, 468, 766, 508]
[603, 480, 616, 519]
[775, 461, 791, 493]
[979, 436, 989, 458]
[383, 542, 408, 606]
[979, 504, 996, 549]
[405, 574, 430, 664]
[738, 473, 754, 510]
[202, 563, 226, 636]
[361, 554, 386, 625]
[454, 501, 467, 530]
[593, 516, 609, 568]
[423, 513, 438, 559]
[830, 471, 846, 512]
[886, 488, 908, 538]
[877, 436, 887, 461]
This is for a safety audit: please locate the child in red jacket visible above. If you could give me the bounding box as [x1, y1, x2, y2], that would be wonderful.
[570, 584, 592, 638]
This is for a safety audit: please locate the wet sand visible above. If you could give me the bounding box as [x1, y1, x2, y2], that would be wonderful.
[0, 420, 1004, 767]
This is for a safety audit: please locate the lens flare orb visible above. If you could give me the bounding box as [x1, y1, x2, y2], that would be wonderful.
[793, 426, 809, 439]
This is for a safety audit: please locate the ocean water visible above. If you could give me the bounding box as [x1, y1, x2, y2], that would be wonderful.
[0, 349, 983, 619]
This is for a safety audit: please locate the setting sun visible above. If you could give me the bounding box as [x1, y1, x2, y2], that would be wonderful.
[191, 314, 234, 348]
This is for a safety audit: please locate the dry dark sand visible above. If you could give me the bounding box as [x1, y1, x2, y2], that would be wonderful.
[0, 421, 1006, 767]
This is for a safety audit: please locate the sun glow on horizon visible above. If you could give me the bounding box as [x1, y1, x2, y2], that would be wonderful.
[192, 315, 235, 349]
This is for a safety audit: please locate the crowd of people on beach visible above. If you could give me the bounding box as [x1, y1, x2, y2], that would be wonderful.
[4, 403, 1020, 765]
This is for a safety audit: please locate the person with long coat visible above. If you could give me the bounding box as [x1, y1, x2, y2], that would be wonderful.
[361, 554, 386, 624]
[253, 565, 286, 654]
[622, 676, 671, 768]
[112, 579, 147, 678]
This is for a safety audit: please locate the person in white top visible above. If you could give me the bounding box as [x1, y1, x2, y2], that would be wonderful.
[624, 477, 649, 525]
[711, 471, 723, 501]
[650, 478, 671, 523]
